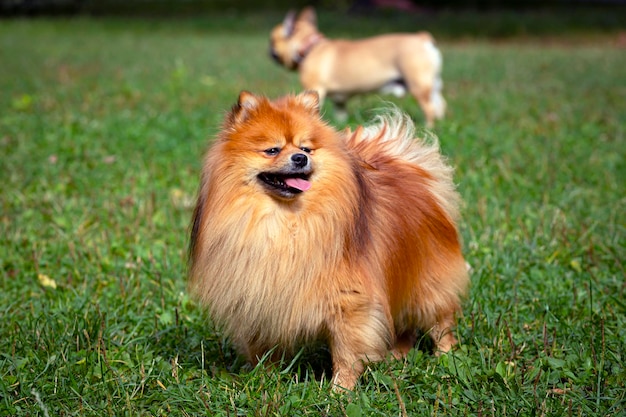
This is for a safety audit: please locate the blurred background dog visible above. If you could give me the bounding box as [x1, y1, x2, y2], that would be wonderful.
[269, 7, 446, 127]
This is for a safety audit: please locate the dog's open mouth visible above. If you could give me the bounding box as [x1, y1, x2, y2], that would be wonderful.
[258, 172, 312, 198]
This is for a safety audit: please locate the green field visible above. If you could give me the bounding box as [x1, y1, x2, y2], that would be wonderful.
[1, 10, 624, 416]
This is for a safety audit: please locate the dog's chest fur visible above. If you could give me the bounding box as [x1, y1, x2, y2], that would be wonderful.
[193, 201, 351, 346]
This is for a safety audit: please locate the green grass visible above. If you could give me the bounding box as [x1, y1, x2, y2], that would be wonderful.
[1, 11, 625, 416]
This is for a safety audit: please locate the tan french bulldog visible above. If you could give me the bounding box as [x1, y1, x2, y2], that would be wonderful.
[269, 7, 446, 127]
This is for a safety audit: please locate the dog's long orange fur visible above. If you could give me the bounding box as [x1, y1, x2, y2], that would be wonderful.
[188, 91, 469, 390]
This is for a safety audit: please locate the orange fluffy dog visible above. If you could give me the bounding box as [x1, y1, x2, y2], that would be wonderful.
[188, 91, 469, 390]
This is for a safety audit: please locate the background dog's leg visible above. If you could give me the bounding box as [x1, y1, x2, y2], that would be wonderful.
[332, 100, 348, 123]
[407, 40, 446, 127]
[403, 57, 445, 127]
[408, 79, 438, 128]
[430, 75, 446, 121]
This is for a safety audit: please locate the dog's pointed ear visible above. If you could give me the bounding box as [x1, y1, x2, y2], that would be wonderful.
[238, 90, 261, 111]
[282, 10, 296, 37]
[228, 91, 262, 125]
[298, 6, 317, 26]
[297, 90, 320, 114]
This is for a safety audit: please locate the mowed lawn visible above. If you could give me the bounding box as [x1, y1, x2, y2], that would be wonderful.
[0, 11, 624, 416]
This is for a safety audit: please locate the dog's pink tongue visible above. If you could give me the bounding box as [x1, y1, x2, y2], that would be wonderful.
[285, 177, 311, 191]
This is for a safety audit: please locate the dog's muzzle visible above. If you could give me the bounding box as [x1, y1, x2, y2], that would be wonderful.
[269, 48, 282, 65]
[257, 153, 312, 199]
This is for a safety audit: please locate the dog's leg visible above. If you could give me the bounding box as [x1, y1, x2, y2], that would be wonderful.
[310, 87, 347, 122]
[430, 75, 446, 121]
[428, 310, 458, 355]
[403, 45, 446, 127]
[408, 79, 446, 129]
[233, 335, 284, 369]
[326, 91, 349, 123]
[333, 100, 348, 123]
[327, 298, 392, 391]
[391, 330, 417, 359]
[406, 79, 438, 128]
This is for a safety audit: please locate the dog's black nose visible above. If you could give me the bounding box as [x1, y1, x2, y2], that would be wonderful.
[291, 153, 308, 168]
[269, 49, 280, 64]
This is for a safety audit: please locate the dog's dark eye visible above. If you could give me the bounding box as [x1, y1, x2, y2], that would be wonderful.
[264, 147, 281, 156]
[300, 146, 312, 153]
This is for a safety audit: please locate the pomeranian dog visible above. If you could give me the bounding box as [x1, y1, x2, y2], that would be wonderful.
[188, 91, 469, 391]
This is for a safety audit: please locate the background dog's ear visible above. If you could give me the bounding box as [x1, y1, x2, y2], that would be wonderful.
[297, 90, 320, 114]
[298, 7, 317, 26]
[282, 10, 296, 37]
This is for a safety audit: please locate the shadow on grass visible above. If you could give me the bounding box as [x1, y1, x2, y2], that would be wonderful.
[147, 314, 439, 386]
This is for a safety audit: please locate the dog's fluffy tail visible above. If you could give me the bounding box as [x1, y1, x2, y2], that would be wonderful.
[347, 110, 460, 223]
